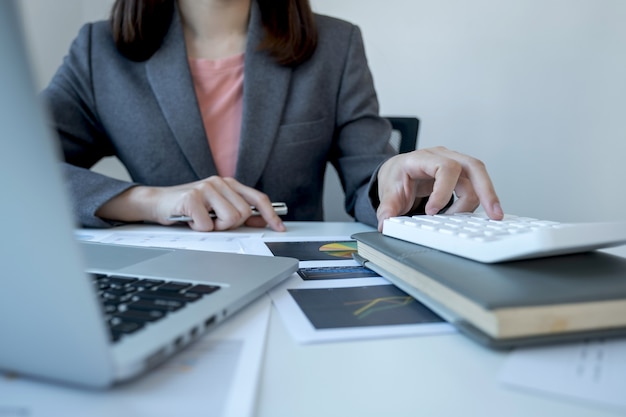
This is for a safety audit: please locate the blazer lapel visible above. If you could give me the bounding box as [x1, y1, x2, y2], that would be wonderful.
[145, 8, 217, 180]
[236, 1, 292, 186]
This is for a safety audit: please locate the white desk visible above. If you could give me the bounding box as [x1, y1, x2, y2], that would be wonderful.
[62, 221, 626, 416]
[253, 222, 625, 417]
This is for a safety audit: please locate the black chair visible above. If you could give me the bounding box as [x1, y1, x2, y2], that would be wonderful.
[385, 116, 420, 154]
[322, 116, 420, 221]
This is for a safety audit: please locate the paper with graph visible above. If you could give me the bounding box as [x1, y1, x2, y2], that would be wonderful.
[265, 238, 454, 343]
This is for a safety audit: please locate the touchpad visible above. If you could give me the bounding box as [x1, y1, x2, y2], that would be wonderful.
[79, 241, 173, 271]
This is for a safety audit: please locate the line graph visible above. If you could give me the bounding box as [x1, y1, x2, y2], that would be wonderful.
[347, 296, 415, 319]
[288, 285, 443, 329]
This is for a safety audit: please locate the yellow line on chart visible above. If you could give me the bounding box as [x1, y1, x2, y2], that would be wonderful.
[347, 296, 414, 319]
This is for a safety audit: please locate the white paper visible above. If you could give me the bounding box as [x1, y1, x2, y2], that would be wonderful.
[270, 273, 454, 344]
[0, 295, 272, 417]
[76, 226, 265, 253]
[261, 235, 454, 343]
[500, 338, 626, 412]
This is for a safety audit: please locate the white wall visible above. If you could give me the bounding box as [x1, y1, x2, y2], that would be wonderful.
[19, 0, 132, 186]
[19, 0, 111, 89]
[19, 0, 626, 223]
[312, 0, 626, 223]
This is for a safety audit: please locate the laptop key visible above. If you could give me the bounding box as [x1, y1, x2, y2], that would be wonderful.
[114, 309, 166, 323]
[107, 276, 139, 286]
[187, 284, 221, 295]
[134, 279, 166, 290]
[158, 282, 192, 292]
[102, 302, 119, 314]
[133, 290, 202, 303]
[100, 291, 134, 304]
[103, 286, 138, 296]
[127, 298, 185, 312]
[97, 276, 208, 343]
[110, 320, 144, 342]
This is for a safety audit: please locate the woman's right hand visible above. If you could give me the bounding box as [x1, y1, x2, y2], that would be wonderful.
[96, 176, 286, 232]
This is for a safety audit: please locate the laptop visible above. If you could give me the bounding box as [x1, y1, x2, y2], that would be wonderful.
[0, 0, 298, 389]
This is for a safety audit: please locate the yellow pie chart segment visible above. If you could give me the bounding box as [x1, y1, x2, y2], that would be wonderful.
[318, 242, 358, 259]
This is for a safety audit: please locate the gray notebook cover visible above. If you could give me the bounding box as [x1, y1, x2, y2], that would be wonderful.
[352, 231, 626, 349]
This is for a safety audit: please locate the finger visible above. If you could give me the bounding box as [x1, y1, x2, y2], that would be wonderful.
[376, 153, 435, 230]
[166, 178, 247, 231]
[446, 152, 503, 219]
[177, 193, 216, 232]
[376, 148, 503, 224]
[423, 157, 463, 215]
[245, 216, 268, 228]
[414, 148, 502, 219]
[378, 149, 464, 217]
[464, 172, 503, 220]
[224, 178, 286, 232]
[245, 216, 288, 231]
[376, 183, 418, 231]
[376, 185, 415, 223]
[199, 177, 252, 230]
[442, 177, 480, 214]
[376, 194, 417, 231]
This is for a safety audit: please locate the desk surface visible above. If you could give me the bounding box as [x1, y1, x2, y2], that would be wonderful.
[254, 222, 625, 417]
[76, 221, 625, 417]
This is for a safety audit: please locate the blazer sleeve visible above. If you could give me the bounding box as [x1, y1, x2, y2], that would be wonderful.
[331, 24, 395, 226]
[42, 23, 137, 228]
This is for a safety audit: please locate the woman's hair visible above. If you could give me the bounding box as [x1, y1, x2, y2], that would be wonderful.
[110, 0, 318, 66]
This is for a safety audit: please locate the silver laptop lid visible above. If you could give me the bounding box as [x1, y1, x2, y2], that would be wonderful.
[0, 1, 298, 389]
[0, 0, 117, 386]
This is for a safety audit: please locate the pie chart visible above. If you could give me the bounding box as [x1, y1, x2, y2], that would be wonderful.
[318, 241, 358, 259]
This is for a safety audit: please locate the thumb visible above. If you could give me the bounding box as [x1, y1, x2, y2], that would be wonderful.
[376, 199, 403, 231]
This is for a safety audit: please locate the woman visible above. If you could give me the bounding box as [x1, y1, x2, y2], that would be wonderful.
[44, 0, 503, 232]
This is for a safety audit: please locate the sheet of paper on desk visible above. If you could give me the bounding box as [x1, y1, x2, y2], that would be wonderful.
[265, 235, 454, 344]
[264, 236, 454, 343]
[75, 226, 267, 254]
[0, 295, 272, 417]
[261, 235, 370, 266]
[270, 275, 454, 343]
[499, 338, 626, 412]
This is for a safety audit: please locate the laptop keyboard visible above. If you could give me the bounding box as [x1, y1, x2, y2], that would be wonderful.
[93, 275, 221, 342]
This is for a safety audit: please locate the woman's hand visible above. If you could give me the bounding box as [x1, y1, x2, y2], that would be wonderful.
[375, 146, 503, 231]
[96, 176, 286, 232]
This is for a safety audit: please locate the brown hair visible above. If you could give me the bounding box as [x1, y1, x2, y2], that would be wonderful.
[110, 0, 318, 66]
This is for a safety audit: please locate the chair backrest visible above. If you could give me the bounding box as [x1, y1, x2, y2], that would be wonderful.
[385, 117, 420, 154]
[323, 116, 420, 221]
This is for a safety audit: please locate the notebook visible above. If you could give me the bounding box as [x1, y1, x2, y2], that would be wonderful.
[353, 231, 626, 349]
[0, 0, 298, 388]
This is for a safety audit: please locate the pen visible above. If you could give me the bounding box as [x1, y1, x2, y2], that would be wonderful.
[167, 202, 288, 222]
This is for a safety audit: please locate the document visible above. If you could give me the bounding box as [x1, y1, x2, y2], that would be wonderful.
[76, 225, 265, 253]
[500, 338, 626, 412]
[0, 295, 272, 417]
[264, 235, 454, 343]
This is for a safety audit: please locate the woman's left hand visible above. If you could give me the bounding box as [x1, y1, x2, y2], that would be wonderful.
[375, 146, 503, 231]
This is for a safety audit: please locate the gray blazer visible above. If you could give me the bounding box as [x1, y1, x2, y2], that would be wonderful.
[43, 2, 393, 228]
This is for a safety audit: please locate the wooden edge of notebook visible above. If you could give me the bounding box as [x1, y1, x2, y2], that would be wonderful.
[455, 320, 626, 350]
[352, 253, 626, 350]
